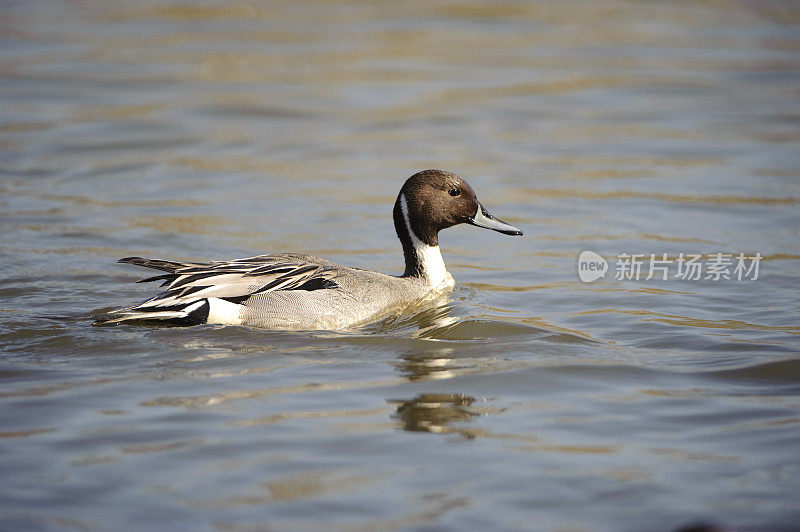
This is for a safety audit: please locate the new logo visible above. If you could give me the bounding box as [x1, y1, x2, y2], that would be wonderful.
[578, 251, 608, 283]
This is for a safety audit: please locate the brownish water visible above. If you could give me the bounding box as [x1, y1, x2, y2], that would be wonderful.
[1, 1, 799, 530]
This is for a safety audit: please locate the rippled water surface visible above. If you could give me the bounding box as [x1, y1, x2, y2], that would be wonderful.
[2, 1, 800, 530]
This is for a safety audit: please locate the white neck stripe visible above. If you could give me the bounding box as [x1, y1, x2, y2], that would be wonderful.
[399, 193, 449, 287]
[399, 193, 417, 242]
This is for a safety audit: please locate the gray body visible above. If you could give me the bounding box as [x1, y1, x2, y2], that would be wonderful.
[236, 254, 451, 330]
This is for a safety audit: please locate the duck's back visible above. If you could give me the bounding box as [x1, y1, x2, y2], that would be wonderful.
[239, 255, 444, 330]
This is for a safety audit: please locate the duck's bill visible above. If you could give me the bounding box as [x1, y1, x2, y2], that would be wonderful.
[468, 203, 523, 236]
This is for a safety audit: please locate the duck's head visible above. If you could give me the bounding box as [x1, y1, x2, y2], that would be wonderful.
[393, 169, 522, 248]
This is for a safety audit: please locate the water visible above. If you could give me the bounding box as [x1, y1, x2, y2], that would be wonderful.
[2, 1, 799, 530]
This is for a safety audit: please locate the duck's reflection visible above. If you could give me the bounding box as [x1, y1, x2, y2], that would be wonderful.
[366, 298, 461, 337]
[389, 393, 480, 438]
[395, 347, 460, 381]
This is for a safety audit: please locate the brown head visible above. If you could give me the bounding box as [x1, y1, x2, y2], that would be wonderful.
[392, 169, 522, 277]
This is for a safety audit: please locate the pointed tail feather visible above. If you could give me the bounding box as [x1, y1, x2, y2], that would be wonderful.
[41, 313, 98, 322]
[118, 257, 187, 273]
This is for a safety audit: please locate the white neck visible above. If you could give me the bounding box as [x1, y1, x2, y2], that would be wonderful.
[400, 194, 450, 287]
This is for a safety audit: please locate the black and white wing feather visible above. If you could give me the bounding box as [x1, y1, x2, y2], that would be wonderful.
[95, 254, 338, 325]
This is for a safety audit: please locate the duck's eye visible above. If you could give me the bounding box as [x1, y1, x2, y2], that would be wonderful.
[449, 188, 461, 197]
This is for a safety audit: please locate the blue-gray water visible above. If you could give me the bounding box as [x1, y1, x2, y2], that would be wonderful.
[1, 1, 799, 530]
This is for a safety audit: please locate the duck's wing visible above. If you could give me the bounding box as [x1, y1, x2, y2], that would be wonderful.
[95, 254, 338, 325]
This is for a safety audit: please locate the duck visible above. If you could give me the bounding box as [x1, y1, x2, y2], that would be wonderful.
[95, 169, 522, 330]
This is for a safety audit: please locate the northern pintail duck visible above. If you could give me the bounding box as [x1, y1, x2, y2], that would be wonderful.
[96, 169, 522, 330]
